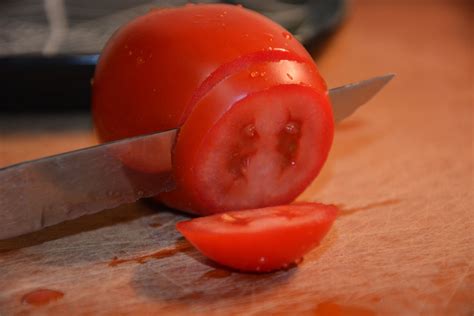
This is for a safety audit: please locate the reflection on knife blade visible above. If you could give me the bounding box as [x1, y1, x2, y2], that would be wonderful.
[330, 73, 395, 122]
[0, 74, 393, 240]
[0, 129, 177, 240]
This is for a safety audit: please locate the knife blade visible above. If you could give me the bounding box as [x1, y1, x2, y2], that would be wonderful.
[330, 73, 395, 122]
[0, 74, 393, 239]
[0, 129, 177, 240]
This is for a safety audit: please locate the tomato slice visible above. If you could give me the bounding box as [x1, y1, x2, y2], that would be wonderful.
[176, 203, 338, 272]
[159, 60, 333, 214]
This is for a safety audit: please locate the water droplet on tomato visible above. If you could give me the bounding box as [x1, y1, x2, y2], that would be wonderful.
[259, 257, 266, 263]
[264, 33, 274, 42]
[290, 161, 296, 166]
[250, 71, 259, 78]
[136, 57, 145, 65]
[282, 32, 292, 40]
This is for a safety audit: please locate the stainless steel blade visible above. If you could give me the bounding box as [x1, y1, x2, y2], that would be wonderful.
[329, 73, 395, 122]
[0, 128, 177, 240]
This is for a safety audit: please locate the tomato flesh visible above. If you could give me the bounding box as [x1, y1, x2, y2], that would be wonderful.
[195, 85, 331, 212]
[176, 203, 338, 272]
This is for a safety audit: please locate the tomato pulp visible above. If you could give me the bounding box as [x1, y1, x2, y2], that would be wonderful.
[92, 4, 334, 214]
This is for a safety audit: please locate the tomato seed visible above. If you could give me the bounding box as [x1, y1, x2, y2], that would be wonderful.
[221, 213, 237, 222]
[243, 123, 257, 137]
[284, 121, 300, 134]
[250, 71, 259, 78]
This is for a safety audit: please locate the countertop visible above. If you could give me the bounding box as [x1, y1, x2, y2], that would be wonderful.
[0, 1, 472, 315]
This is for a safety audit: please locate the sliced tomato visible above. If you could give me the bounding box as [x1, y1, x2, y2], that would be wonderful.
[176, 203, 338, 272]
[92, 4, 334, 214]
[162, 84, 332, 214]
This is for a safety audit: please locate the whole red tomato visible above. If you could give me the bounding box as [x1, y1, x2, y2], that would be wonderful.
[92, 4, 334, 214]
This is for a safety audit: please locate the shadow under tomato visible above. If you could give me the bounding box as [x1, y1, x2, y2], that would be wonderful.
[130, 256, 298, 304]
[130, 237, 300, 302]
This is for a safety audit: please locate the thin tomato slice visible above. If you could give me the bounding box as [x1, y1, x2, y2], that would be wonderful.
[176, 203, 338, 272]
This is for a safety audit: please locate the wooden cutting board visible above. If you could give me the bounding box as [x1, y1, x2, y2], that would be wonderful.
[1, 1, 472, 315]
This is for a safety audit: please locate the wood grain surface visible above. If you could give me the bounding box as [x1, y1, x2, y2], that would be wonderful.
[1, 1, 473, 315]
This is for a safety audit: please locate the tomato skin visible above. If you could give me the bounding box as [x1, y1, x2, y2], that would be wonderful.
[92, 4, 333, 213]
[93, 4, 316, 141]
[176, 203, 338, 272]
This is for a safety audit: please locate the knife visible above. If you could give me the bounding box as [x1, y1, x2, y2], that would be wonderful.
[0, 73, 394, 240]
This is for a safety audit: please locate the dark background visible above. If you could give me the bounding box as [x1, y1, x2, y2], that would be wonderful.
[0, 0, 345, 112]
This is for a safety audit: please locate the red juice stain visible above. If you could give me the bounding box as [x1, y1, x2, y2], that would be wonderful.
[337, 199, 400, 217]
[178, 291, 204, 300]
[370, 296, 382, 303]
[314, 301, 375, 316]
[21, 289, 64, 306]
[108, 241, 192, 267]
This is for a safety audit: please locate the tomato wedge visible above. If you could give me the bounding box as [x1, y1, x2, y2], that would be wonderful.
[176, 203, 338, 272]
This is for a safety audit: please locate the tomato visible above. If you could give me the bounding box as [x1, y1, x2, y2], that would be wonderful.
[92, 4, 334, 214]
[176, 203, 338, 272]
